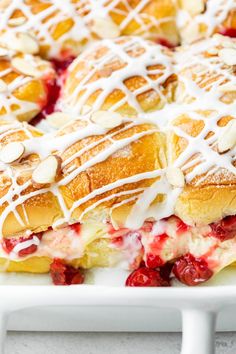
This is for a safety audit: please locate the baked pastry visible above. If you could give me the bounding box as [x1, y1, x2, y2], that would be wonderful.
[0, 116, 165, 281]
[1, 4, 236, 287]
[0, 0, 89, 60]
[178, 0, 236, 44]
[58, 36, 176, 119]
[0, 46, 55, 122]
[0, 0, 179, 61]
[84, 0, 179, 46]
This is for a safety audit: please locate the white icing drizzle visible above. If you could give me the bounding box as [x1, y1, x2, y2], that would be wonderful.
[179, 0, 236, 42]
[0, 31, 236, 273]
[59, 36, 174, 120]
[0, 0, 177, 60]
[0, 0, 89, 59]
[0, 50, 54, 121]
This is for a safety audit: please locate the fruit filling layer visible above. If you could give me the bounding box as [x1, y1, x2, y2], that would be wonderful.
[1, 214, 236, 286]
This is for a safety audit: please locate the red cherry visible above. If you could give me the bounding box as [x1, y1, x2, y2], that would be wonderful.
[50, 259, 85, 286]
[155, 38, 175, 49]
[173, 253, 213, 286]
[210, 215, 236, 241]
[70, 223, 81, 235]
[176, 218, 189, 234]
[146, 253, 164, 268]
[51, 57, 75, 75]
[219, 28, 236, 38]
[125, 267, 170, 287]
[2, 233, 42, 257]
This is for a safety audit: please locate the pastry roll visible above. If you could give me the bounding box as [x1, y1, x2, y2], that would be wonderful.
[0, 116, 166, 277]
[178, 0, 236, 44]
[0, 46, 55, 122]
[0, 0, 179, 61]
[0, 0, 89, 60]
[59, 36, 176, 118]
[85, 0, 179, 46]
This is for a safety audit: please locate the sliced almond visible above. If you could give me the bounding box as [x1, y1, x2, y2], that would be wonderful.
[46, 112, 72, 129]
[0, 79, 7, 93]
[0, 142, 25, 164]
[81, 105, 91, 115]
[181, 0, 204, 16]
[219, 48, 236, 66]
[8, 17, 26, 26]
[12, 58, 41, 77]
[92, 17, 120, 39]
[0, 47, 8, 57]
[166, 167, 185, 188]
[218, 120, 236, 153]
[219, 83, 236, 92]
[32, 155, 61, 185]
[0, 0, 11, 9]
[91, 110, 123, 129]
[8, 32, 39, 54]
[213, 33, 236, 49]
[181, 22, 202, 44]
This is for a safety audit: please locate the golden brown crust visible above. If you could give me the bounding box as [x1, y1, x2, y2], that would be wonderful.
[0, 118, 166, 237]
[61, 36, 176, 116]
[0, 52, 55, 122]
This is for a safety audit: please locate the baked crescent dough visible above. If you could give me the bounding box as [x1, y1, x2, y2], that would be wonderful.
[0, 0, 179, 60]
[178, 0, 236, 44]
[0, 48, 55, 122]
[59, 36, 176, 117]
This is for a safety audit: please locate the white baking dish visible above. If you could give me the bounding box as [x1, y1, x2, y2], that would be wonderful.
[1, 267, 236, 354]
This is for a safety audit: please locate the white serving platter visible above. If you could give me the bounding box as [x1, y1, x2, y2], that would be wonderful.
[2, 266, 236, 354]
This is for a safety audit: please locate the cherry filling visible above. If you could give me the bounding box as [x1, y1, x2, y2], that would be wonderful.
[209, 215, 236, 241]
[2, 233, 43, 257]
[50, 258, 85, 286]
[172, 253, 213, 286]
[219, 28, 236, 38]
[126, 266, 170, 287]
[31, 57, 75, 125]
[155, 38, 175, 49]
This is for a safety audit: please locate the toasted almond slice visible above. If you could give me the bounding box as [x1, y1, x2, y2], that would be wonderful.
[12, 58, 41, 77]
[32, 155, 61, 185]
[8, 33, 39, 54]
[81, 105, 91, 115]
[0, 142, 25, 163]
[218, 120, 236, 153]
[219, 48, 236, 66]
[92, 17, 120, 39]
[166, 167, 185, 188]
[181, 0, 204, 16]
[8, 17, 26, 26]
[213, 33, 236, 49]
[0, 0, 11, 9]
[0, 47, 8, 57]
[219, 83, 236, 92]
[0, 79, 7, 93]
[91, 110, 123, 129]
[46, 112, 72, 129]
[181, 22, 201, 44]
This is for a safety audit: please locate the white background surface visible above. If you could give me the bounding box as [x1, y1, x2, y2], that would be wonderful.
[5, 332, 236, 354]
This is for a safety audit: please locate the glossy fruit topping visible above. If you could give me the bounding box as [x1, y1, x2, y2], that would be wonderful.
[155, 38, 175, 48]
[172, 253, 213, 286]
[209, 215, 236, 241]
[219, 28, 236, 38]
[176, 218, 190, 234]
[125, 267, 170, 287]
[146, 253, 164, 268]
[50, 258, 85, 286]
[2, 233, 42, 257]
